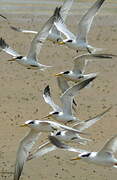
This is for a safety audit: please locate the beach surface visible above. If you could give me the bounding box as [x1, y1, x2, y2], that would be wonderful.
[0, 0, 117, 180]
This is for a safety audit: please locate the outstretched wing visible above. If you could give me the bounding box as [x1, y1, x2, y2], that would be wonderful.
[99, 135, 117, 155]
[51, 121, 88, 135]
[27, 141, 57, 161]
[0, 38, 21, 57]
[73, 107, 112, 131]
[76, 0, 105, 43]
[57, 76, 77, 112]
[73, 54, 89, 74]
[60, 76, 96, 115]
[43, 85, 61, 112]
[10, 26, 38, 34]
[57, 76, 70, 93]
[14, 130, 41, 180]
[54, 8, 75, 40]
[27, 7, 60, 60]
[51, 0, 74, 41]
[60, 0, 74, 21]
[49, 136, 88, 153]
[73, 53, 114, 75]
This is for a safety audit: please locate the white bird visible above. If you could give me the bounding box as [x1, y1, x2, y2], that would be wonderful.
[14, 119, 87, 180]
[55, 53, 115, 82]
[43, 76, 96, 123]
[55, 0, 106, 53]
[49, 134, 117, 168]
[52, 106, 111, 143]
[27, 107, 111, 161]
[1, 0, 74, 43]
[0, 7, 60, 70]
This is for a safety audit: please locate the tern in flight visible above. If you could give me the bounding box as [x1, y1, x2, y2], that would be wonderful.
[0, 7, 61, 70]
[0, 0, 74, 43]
[14, 119, 86, 180]
[54, 0, 106, 53]
[55, 53, 115, 82]
[49, 134, 117, 168]
[27, 107, 111, 161]
[43, 76, 96, 123]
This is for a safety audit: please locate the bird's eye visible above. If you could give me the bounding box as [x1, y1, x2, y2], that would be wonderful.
[81, 153, 91, 157]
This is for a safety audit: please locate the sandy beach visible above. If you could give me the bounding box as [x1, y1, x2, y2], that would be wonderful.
[0, 0, 117, 180]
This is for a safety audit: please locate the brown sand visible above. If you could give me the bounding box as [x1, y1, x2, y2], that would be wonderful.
[0, 1, 117, 180]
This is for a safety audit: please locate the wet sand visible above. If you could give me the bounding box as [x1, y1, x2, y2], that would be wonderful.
[0, 0, 117, 180]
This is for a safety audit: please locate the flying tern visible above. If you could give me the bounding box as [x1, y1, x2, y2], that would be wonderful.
[14, 119, 86, 180]
[0, 7, 61, 70]
[49, 134, 117, 168]
[55, 0, 106, 53]
[26, 107, 111, 161]
[43, 76, 96, 123]
[55, 53, 115, 82]
[0, 0, 74, 43]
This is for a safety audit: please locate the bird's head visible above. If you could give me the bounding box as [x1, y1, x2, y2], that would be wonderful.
[71, 153, 91, 161]
[8, 56, 23, 61]
[58, 38, 73, 45]
[42, 111, 59, 119]
[20, 120, 38, 129]
[55, 71, 70, 77]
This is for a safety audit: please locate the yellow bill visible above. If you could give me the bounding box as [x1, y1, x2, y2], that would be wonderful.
[55, 73, 62, 77]
[58, 41, 65, 45]
[8, 58, 16, 61]
[71, 156, 81, 161]
[20, 124, 28, 127]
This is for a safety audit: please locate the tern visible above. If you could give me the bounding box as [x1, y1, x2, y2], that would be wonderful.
[0, 7, 61, 70]
[43, 76, 96, 123]
[49, 134, 117, 168]
[27, 107, 111, 161]
[0, 0, 74, 43]
[55, 53, 115, 82]
[14, 119, 86, 180]
[55, 0, 106, 53]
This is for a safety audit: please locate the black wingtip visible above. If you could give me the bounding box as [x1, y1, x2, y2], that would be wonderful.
[44, 85, 51, 96]
[0, 37, 8, 49]
[93, 54, 116, 59]
[53, 6, 62, 19]
[10, 26, 21, 32]
[80, 76, 96, 89]
[73, 99, 77, 106]
[0, 14, 8, 20]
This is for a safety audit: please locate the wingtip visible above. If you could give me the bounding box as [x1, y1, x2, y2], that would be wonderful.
[44, 85, 51, 96]
[0, 37, 8, 49]
[0, 14, 8, 20]
[53, 6, 62, 20]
